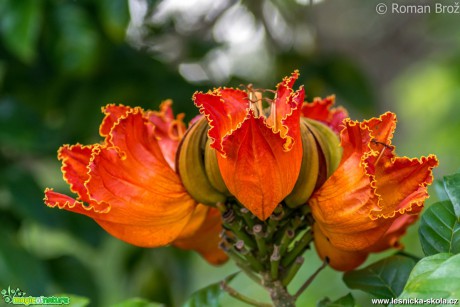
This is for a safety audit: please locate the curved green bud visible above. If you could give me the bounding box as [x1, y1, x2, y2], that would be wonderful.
[177, 117, 227, 206]
[285, 118, 342, 208]
[205, 137, 230, 194]
[305, 118, 342, 177]
[285, 121, 320, 207]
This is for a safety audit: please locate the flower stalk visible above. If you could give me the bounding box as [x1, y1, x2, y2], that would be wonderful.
[219, 201, 317, 306]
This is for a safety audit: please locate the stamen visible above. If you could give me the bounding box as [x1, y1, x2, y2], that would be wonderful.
[243, 84, 264, 117]
[375, 147, 386, 165]
[270, 98, 277, 131]
[168, 119, 186, 141]
[371, 139, 391, 165]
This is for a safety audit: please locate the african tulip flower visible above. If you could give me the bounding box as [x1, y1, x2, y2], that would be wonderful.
[309, 112, 438, 271]
[193, 71, 305, 220]
[44, 101, 227, 265]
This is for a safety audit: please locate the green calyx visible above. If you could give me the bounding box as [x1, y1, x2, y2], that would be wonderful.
[285, 118, 342, 208]
[219, 201, 317, 306]
[177, 117, 229, 206]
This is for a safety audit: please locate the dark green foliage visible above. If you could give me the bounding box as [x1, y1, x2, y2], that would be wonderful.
[343, 255, 415, 299]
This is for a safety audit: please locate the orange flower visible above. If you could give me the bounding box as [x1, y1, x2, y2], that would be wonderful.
[301, 95, 348, 134]
[309, 112, 438, 271]
[193, 71, 305, 220]
[44, 101, 227, 265]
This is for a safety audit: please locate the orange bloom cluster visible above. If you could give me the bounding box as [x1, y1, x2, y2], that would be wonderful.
[44, 71, 438, 270]
[309, 113, 438, 270]
[44, 101, 227, 265]
[193, 72, 305, 220]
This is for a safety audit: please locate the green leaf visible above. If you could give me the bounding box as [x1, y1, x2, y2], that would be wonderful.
[419, 200, 460, 256]
[182, 273, 238, 307]
[0, 0, 41, 63]
[434, 179, 449, 201]
[444, 173, 460, 219]
[394, 253, 460, 304]
[112, 297, 165, 307]
[317, 293, 356, 307]
[343, 255, 415, 299]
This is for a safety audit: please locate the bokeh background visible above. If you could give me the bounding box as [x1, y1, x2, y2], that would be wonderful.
[1, 0, 459, 306]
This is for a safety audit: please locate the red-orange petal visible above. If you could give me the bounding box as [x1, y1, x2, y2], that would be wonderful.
[83, 109, 196, 246]
[368, 155, 438, 219]
[309, 120, 384, 251]
[313, 224, 368, 271]
[194, 73, 305, 220]
[146, 99, 186, 170]
[175, 203, 209, 240]
[46, 107, 197, 248]
[310, 112, 438, 265]
[366, 213, 418, 253]
[174, 207, 228, 265]
[217, 114, 303, 220]
[44, 188, 109, 214]
[99, 104, 131, 137]
[266, 71, 302, 143]
[193, 88, 249, 155]
[59, 144, 93, 203]
[301, 96, 348, 134]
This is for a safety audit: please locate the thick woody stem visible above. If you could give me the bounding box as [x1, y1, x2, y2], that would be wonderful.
[262, 275, 296, 307]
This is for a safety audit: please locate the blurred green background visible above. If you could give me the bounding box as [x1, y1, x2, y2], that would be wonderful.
[1, 0, 459, 306]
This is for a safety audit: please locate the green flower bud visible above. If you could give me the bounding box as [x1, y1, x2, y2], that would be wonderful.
[177, 117, 228, 206]
[285, 118, 342, 207]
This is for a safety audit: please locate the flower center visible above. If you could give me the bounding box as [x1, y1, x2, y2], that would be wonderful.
[168, 115, 186, 141]
[244, 84, 278, 130]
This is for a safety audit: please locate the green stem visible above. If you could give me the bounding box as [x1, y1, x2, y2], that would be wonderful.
[221, 281, 272, 307]
[270, 245, 281, 280]
[234, 241, 264, 273]
[279, 229, 294, 256]
[253, 224, 268, 258]
[281, 230, 312, 267]
[294, 260, 327, 298]
[226, 247, 262, 285]
[240, 208, 255, 228]
[226, 222, 256, 249]
[282, 256, 304, 286]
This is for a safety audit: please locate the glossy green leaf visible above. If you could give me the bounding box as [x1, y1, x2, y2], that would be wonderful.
[434, 179, 449, 201]
[0, 0, 41, 63]
[317, 293, 355, 307]
[444, 173, 460, 219]
[182, 273, 238, 307]
[112, 298, 164, 307]
[343, 255, 415, 299]
[394, 253, 460, 304]
[419, 200, 460, 256]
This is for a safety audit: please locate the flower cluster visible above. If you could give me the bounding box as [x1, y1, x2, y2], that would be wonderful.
[44, 71, 438, 273]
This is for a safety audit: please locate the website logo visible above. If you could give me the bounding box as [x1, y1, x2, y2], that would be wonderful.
[1, 286, 70, 306]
